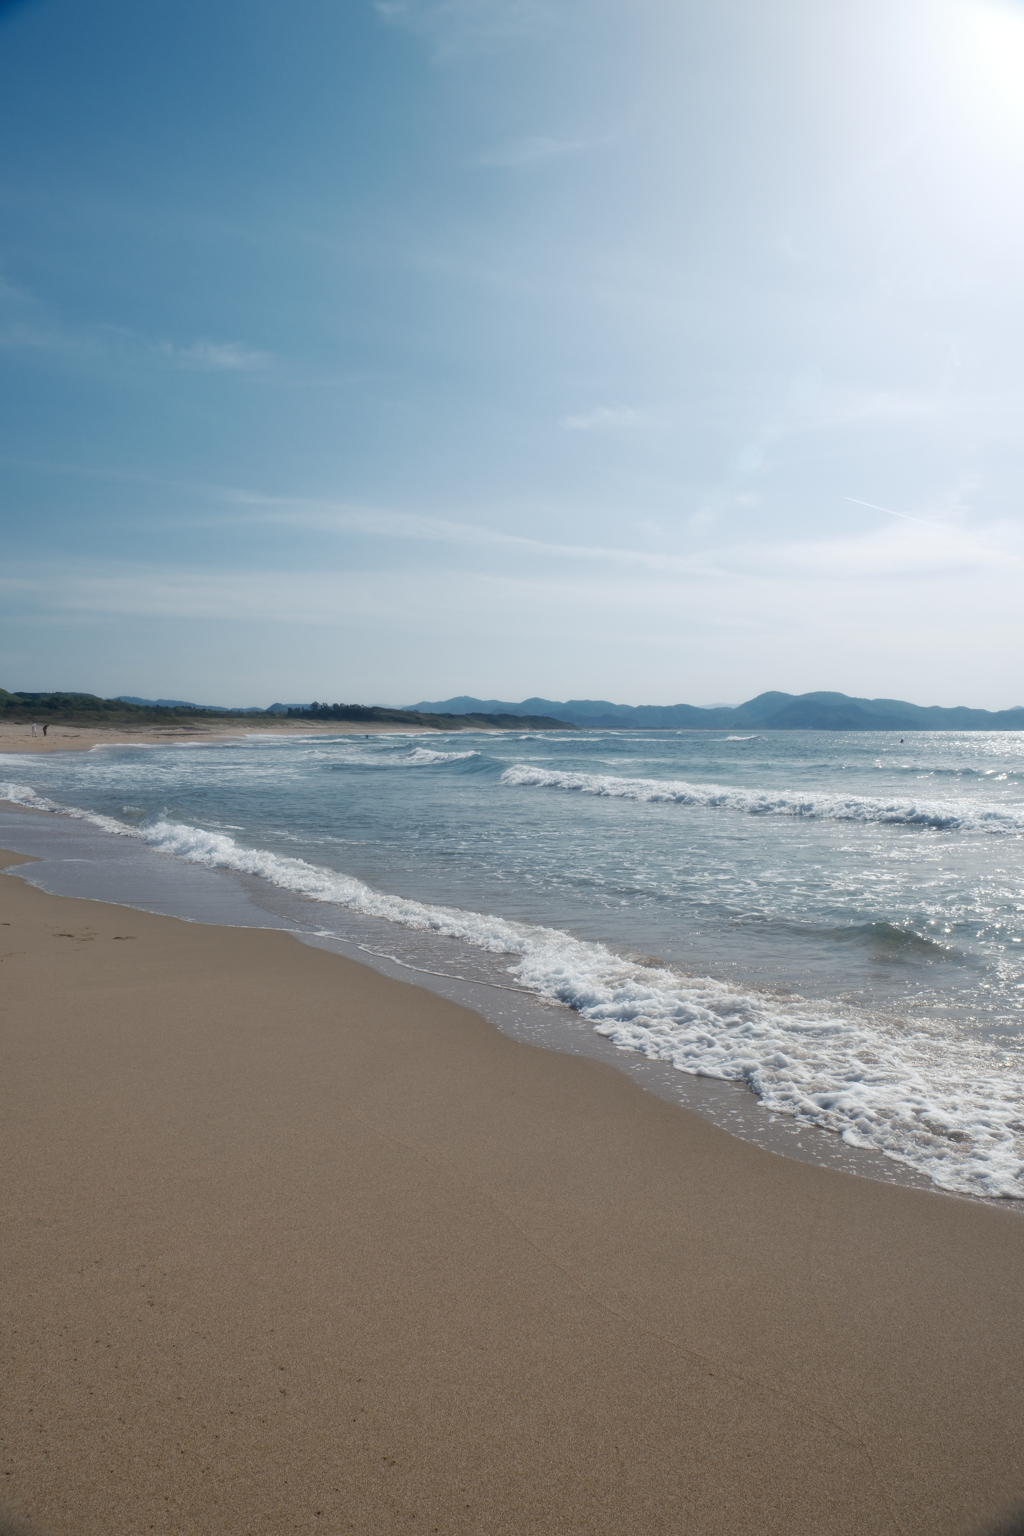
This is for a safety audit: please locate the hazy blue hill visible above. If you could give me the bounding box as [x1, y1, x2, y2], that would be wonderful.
[408, 692, 1024, 731]
[407, 696, 729, 727]
[758, 693, 1024, 731]
[726, 692, 798, 724]
[756, 699, 903, 731]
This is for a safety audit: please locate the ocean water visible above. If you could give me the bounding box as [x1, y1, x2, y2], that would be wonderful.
[3, 727, 1024, 1200]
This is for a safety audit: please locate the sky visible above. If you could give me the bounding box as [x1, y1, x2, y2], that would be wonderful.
[2, 0, 1024, 709]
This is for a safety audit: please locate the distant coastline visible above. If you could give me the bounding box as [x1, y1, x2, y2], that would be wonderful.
[5, 686, 1024, 733]
[0, 691, 571, 733]
[408, 689, 1024, 732]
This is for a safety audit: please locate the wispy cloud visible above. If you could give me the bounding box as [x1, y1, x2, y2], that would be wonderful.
[0, 320, 274, 375]
[0, 319, 97, 359]
[561, 406, 643, 432]
[160, 478, 1024, 587]
[156, 340, 273, 372]
[1, 562, 687, 627]
[723, 519, 1023, 582]
[201, 484, 1024, 584]
[0, 299, 272, 379]
[3, 517, 1021, 636]
[843, 495, 946, 531]
[0, 273, 98, 360]
[213, 489, 731, 578]
[1, 267, 272, 375]
[475, 132, 615, 167]
[373, 0, 551, 56]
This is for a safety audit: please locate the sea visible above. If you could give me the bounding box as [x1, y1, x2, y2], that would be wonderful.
[3, 726, 1023, 1201]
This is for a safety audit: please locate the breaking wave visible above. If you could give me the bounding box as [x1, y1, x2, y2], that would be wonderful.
[403, 747, 479, 765]
[500, 765, 1024, 833]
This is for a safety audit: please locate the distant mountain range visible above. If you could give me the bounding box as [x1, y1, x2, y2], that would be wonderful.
[407, 691, 1024, 732]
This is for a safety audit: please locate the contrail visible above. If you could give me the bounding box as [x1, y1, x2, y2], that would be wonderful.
[844, 496, 944, 529]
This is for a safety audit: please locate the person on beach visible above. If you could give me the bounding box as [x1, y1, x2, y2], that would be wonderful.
[42, 724, 48, 736]
[31, 723, 37, 737]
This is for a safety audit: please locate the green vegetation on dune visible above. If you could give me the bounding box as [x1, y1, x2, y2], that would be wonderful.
[0, 690, 238, 724]
[0, 691, 572, 731]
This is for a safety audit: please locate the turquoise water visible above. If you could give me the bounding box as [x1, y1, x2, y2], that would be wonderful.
[4, 727, 1024, 1197]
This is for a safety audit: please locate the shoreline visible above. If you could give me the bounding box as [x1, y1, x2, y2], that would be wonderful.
[0, 796, 958, 1200]
[0, 718, 455, 755]
[3, 848, 1024, 1535]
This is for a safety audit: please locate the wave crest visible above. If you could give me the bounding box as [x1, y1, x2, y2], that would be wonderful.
[404, 747, 479, 765]
[500, 764, 1024, 833]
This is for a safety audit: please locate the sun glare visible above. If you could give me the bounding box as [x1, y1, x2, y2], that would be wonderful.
[950, 0, 1024, 128]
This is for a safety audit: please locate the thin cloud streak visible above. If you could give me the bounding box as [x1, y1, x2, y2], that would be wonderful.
[476, 131, 617, 167]
[844, 496, 948, 531]
[214, 491, 733, 577]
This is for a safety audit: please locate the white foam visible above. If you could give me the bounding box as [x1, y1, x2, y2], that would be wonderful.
[1, 782, 53, 811]
[1, 780, 137, 837]
[501, 764, 1024, 833]
[274, 743, 480, 770]
[404, 747, 479, 765]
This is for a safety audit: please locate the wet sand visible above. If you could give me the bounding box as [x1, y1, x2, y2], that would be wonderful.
[2, 849, 1023, 1536]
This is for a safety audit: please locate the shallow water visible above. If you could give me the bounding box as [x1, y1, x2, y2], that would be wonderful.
[3, 727, 1023, 1198]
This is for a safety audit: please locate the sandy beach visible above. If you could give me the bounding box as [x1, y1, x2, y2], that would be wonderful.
[1, 850, 1023, 1536]
[0, 719, 446, 755]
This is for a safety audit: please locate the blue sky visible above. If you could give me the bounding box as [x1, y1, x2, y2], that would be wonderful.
[2, 0, 1024, 707]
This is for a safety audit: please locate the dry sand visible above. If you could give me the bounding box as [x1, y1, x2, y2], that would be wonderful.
[0, 719, 441, 755]
[1, 849, 1023, 1536]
